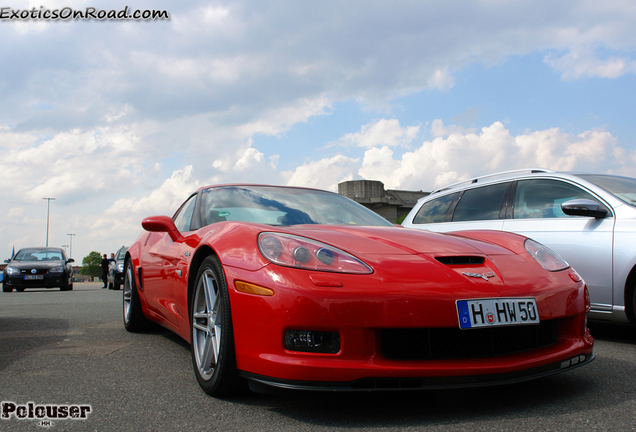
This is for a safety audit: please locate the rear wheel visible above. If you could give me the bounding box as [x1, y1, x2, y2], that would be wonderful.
[123, 260, 151, 332]
[190, 255, 243, 396]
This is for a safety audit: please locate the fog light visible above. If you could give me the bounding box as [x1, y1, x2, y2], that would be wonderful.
[284, 330, 340, 354]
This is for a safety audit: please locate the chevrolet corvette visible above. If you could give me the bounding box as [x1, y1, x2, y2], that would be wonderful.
[123, 184, 594, 396]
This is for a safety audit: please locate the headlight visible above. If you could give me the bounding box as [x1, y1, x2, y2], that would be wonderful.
[524, 239, 569, 272]
[6, 266, 20, 276]
[258, 232, 373, 274]
[117, 263, 124, 272]
[49, 266, 64, 274]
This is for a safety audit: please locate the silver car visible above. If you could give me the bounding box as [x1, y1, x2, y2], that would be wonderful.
[402, 168, 636, 324]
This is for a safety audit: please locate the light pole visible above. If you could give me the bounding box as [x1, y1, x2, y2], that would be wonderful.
[43, 197, 56, 247]
[62, 245, 69, 254]
[67, 233, 76, 259]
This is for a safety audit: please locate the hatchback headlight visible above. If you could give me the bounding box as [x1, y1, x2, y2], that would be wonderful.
[6, 266, 20, 276]
[49, 266, 64, 274]
[524, 239, 569, 272]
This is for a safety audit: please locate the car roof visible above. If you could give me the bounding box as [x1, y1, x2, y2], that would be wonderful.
[425, 169, 634, 198]
[194, 183, 333, 194]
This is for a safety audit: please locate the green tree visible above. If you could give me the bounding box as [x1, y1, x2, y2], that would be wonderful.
[81, 251, 103, 278]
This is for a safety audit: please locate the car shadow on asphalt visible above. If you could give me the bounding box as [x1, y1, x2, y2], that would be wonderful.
[588, 321, 636, 345]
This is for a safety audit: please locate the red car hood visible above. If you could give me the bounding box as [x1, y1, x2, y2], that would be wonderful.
[280, 225, 517, 258]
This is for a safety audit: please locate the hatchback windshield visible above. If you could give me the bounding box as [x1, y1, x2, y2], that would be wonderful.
[14, 248, 64, 261]
[200, 186, 394, 227]
[579, 175, 636, 206]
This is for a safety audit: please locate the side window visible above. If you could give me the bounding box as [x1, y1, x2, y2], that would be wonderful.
[173, 194, 197, 232]
[412, 192, 460, 224]
[452, 183, 508, 222]
[513, 179, 603, 219]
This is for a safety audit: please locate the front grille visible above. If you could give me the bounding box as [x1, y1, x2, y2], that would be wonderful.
[20, 268, 47, 275]
[381, 320, 559, 360]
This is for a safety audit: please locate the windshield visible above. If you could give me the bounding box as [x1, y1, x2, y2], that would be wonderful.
[200, 186, 394, 227]
[116, 248, 128, 260]
[14, 248, 65, 261]
[579, 174, 636, 206]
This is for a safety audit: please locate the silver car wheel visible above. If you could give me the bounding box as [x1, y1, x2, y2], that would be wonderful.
[123, 264, 133, 325]
[192, 268, 222, 381]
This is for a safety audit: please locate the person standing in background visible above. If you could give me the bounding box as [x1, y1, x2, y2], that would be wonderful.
[100, 253, 109, 289]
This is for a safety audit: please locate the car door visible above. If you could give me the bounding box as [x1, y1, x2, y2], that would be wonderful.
[502, 179, 615, 311]
[143, 193, 198, 327]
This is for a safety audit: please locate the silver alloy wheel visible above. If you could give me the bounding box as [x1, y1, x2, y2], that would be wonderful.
[192, 268, 222, 381]
[123, 264, 133, 325]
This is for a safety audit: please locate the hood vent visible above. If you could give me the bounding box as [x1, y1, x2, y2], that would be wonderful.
[435, 256, 485, 265]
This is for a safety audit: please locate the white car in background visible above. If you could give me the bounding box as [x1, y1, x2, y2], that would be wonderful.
[402, 169, 636, 324]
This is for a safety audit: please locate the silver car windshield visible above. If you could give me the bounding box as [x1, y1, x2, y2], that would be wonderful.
[579, 174, 636, 206]
[200, 186, 394, 227]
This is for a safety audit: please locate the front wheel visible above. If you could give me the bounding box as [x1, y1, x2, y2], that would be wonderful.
[191, 255, 244, 396]
[2, 283, 11, 292]
[123, 260, 151, 332]
[632, 284, 636, 324]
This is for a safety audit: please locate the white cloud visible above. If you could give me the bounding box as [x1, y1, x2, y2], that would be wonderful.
[358, 121, 632, 191]
[545, 46, 636, 80]
[337, 119, 419, 148]
[285, 155, 360, 191]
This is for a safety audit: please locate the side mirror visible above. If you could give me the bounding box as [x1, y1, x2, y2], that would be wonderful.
[67, 258, 75, 264]
[561, 198, 608, 219]
[4, 259, 9, 263]
[142, 215, 182, 241]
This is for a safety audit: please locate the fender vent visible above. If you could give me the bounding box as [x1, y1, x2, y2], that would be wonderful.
[435, 256, 485, 265]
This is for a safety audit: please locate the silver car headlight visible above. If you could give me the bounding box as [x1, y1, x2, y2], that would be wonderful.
[117, 263, 124, 272]
[6, 266, 20, 276]
[524, 239, 569, 272]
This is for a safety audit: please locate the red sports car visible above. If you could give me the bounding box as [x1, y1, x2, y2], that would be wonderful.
[123, 184, 594, 396]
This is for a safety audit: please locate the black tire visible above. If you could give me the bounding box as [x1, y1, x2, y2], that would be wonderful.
[2, 283, 11, 293]
[114, 283, 121, 291]
[632, 284, 636, 324]
[60, 281, 71, 291]
[190, 255, 244, 396]
[16, 287, 25, 292]
[123, 260, 151, 332]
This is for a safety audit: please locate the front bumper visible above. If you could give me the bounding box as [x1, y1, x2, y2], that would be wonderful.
[224, 260, 594, 386]
[243, 353, 595, 391]
[4, 274, 70, 289]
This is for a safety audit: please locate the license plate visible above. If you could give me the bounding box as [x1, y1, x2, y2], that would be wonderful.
[457, 298, 539, 329]
[24, 275, 44, 280]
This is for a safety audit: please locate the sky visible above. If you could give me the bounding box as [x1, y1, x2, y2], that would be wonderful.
[1, 0, 636, 263]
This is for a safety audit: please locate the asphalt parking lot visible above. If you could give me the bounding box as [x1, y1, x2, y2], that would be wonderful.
[1, 282, 635, 431]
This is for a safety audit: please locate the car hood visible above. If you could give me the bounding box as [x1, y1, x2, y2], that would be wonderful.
[280, 225, 517, 258]
[8, 261, 66, 270]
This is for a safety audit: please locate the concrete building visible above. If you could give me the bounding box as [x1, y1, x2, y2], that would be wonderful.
[338, 180, 429, 223]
